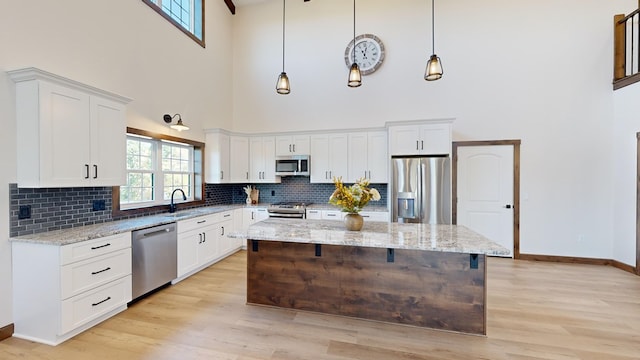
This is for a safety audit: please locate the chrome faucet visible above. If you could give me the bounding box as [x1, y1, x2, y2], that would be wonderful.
[169, 188, 186, 213]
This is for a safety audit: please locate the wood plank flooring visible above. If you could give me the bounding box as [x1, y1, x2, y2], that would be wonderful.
[1, 251, 639, 359]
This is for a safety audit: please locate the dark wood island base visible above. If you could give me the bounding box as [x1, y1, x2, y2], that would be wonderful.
[247, 240, 487, 335]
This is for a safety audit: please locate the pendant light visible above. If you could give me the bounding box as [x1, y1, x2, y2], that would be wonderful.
[424, 0, 443, 81]
[276, 0, 290, 94]
[348, 0, 362, 87]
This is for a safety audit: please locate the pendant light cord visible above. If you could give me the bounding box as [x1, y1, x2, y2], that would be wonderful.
[352, 0, 356, 62]
[282, 0, 286, 72]
[431, 0, 435, 54]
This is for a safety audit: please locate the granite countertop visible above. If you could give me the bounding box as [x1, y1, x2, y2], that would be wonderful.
[305, 204, 389, 212]
[10, 204, 246, 246]
[232, 218, 509, 256]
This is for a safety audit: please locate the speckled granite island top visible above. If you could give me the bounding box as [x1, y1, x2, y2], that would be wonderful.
[235, 218, 509, 255]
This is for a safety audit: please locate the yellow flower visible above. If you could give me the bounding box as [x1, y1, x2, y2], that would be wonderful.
[328, 177, 380, 213]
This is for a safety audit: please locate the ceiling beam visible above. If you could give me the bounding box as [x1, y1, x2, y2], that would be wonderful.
[224, 0, 236, 15]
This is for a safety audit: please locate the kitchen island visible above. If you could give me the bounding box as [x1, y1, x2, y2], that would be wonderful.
[236, 218, 509, 335]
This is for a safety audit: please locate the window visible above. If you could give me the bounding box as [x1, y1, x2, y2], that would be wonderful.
[143, 0, 205, 47]
[114, 128, 204, 215]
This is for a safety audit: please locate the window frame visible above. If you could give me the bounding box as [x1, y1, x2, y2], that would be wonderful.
[142, 0, 205, 48]
[112, 127, 205, 217]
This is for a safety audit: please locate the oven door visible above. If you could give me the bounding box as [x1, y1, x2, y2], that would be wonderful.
[267, 211, 306, 219]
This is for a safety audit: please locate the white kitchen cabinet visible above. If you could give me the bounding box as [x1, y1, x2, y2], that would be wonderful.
[9, 67, 131, 188]
[276, 135, 310, 156]
[310, 134, 348, 183]
[233, 208, 245, 249]
[205, 130, 230, 183]
[347, 131, 388, 183]
[176, 211, 241, 281]
[360, 211, 390, 222]
[388, 122, 452, 156]
[12, 232, 132, 345]
[306, 209, 322, 220]
[243, 207, 269, 229]
[230, 136, 250, 183]
[249, 136, 280, 183]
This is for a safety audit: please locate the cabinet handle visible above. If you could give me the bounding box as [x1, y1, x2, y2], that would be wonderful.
[199, 233, 203, 244]
[91, 243, 111, 250]
[251, 212, 255, 220]
[224, 213, 231, 217]
[221, 226, 225, 236]
[327, 214, 336, 217]
[221, 171, 224, 180]
[246, 172, 249, 180]
[421, 140, 424, 150]
[91, 267, 111, 275]
[329, 171, 332, 179]
[289, 144, 292, 152]
[93, 165, 98, 179]
[92, 296, 111, 307]
[416, 141, 419, 150]
[85, 164, 90, 179]
[293, 144, 296, 153]
[203, 233, 206, 243]
[197, 220, 206, 224]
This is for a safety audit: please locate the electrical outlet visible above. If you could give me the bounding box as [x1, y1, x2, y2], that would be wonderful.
[271, 190, 275, 196]
[18, 205, 31, 219]
[92, 200, 106, 211]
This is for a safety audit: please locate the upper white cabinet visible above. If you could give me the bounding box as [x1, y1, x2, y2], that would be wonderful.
[249, 136, 279, 183]
[9, 68, 131, 188]
[205, 130, 230, 183]
[347, 131, 388, 183]
[309, 134, 348, 183]
[229, 136, 249, 183]
[275, 135, 310, 156]
[388, 122, 452, 156]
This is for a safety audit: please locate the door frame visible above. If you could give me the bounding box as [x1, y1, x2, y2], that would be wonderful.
[452, 140, 521, 258]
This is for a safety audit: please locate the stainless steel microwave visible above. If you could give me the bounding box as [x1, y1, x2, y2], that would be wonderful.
[275, 155, 310, 176]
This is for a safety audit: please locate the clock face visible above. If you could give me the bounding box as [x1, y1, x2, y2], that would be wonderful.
[344, 34, 385, 75]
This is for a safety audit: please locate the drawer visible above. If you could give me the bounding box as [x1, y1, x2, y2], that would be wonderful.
[360, 211, 389, 222]
[306, 210, 322, 220]
[219, 211, 233, 223]
[60, 248, 132, 300]
[177, 214, 217, 234]
[322, 211, 344, 220]
[60, 275, 132, 335]
[60, 232, 131, 265]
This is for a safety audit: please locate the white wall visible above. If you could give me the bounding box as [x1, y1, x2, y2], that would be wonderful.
[613, 85, 640, 266]
[0, 0, 233, 328]
[232, 0, 637, 262]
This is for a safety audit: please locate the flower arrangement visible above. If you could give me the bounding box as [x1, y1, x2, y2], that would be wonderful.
[329, 177, 381, 214]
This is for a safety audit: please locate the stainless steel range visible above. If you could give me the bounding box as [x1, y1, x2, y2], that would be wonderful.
[267, 202, 311, 219]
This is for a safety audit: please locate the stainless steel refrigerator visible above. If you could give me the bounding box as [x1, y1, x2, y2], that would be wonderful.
[391, 156, 451, 224]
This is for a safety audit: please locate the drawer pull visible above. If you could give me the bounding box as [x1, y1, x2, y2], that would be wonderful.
[92, 296, 111, 307]
[91, 267, 111, 275]
[91, 243, 111, 250]
[223, 214, 231, 217]
[197, 220, 207, 224]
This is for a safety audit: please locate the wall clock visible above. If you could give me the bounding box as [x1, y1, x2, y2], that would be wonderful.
[344, 34, 385, 75]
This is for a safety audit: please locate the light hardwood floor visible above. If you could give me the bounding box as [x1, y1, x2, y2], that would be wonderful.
[1, 251, 639, 359]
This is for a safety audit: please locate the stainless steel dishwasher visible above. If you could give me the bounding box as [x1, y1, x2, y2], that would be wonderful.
[131, 222, 177, 300]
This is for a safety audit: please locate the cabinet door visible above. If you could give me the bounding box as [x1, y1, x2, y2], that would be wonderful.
[292, 135, 310, 154]
[347, 132, 368, 183]
[275, 136, 293, 156]
[388, 125, 420, 156]
[199, 225, 219, 264]
[367, 131, 388, 183]
[306, 209, 322, 219]
[39, 81, 91, 187]
[218, 217, 235, 255]
[90, 96, 126, 186]
[420, 124, 451, 155]
[233, 208, 245, 248]
[249, 137, 264, 182]
[261, 137, 278, 182]
[177, 228, 201, 277]
[205, 132, 230, 183]
[310, 135, 330, 183]
[329, 134, 349, 181]
[229, 136, 249, 183]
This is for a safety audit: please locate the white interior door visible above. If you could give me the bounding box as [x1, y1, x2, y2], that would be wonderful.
[457, 145, 514, 257]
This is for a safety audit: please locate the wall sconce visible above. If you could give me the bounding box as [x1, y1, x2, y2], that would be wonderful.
[163, 113, 190, 131]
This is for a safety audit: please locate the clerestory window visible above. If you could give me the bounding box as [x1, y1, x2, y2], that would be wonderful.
[142, 0, 205, 47]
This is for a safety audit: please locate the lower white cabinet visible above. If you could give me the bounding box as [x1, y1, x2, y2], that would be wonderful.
[12, 232, 132, 345]
[306, 209, 389, 222]
[175, 210, 241, 282]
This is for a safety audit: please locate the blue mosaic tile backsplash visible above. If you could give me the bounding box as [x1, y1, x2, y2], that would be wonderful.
[9, 177, 387, 237]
